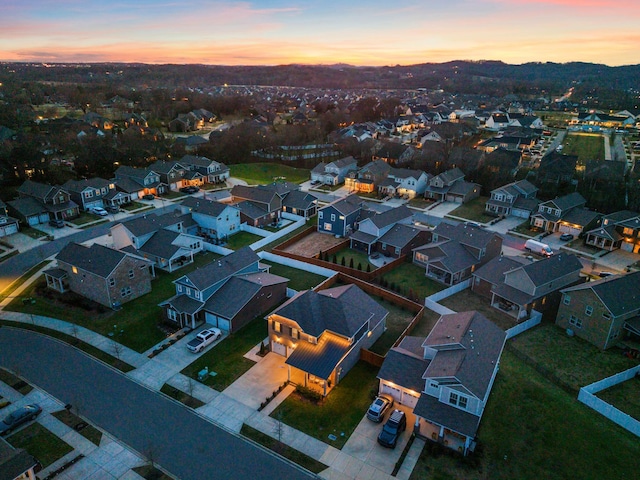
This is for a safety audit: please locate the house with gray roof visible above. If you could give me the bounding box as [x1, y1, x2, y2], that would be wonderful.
[318, 194, 364, 237]
[0, 200, 19, 237]
[281, 189, 318, 219]
[485, 179, 539, 218]
[149, 161, 188, 191]
[344, 159, 391, 193]
[472, 252, 584, 321]
[585, 210, 640, 253]
[160, 247, 287, 330]
[178, 155, 229, 184]
[310, 156, 358, 185]
[114, 166, 165, 198]
[530, 192, 600, 236]
[377, 311, 506, 455]
[349, 205, 413, 254]
[267, 284, 388, 397]
[556, 271, 640, 349]
[231, 184, 283, 227]
[180, 196, 241, 242]
[376, 224, 432, 259]
[62, 177, 116, 211]
[46, 242, 154, 308]
[11, 180, 79, 225]
[424, 168, 480, 204]
[378, 167, 430, 199]
[413, 223, 503, 286]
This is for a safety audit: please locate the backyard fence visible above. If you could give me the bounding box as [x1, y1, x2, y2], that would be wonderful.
[578, 365, 640, 437]
[258, 251, 337, 278]
[505, 311, 542, 340]
[203, 243, 233, 255]
[240, 223, 271, 238]
[249, 215, 307, 251]
[425, 279, 471, 302]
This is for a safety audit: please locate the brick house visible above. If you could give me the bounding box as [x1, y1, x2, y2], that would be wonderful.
[47, 242, 154, 308]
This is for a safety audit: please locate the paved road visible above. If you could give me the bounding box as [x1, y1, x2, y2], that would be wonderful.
[0, 327, 313, 480]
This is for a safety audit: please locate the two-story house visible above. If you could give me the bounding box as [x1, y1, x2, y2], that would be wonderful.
[424, 168, 480, 204]
[9, 180, 79, 224]
[160, 247, 287, 331]
[46, 242, 154, 308]
[377, 310, 506, 455]
[344, 160, 391, 193]
[317, 194, 364, 237]
[556, 272, 640, 350]
[267, 284, 388, 397]
[179, 155, 230, 184]
[349, 205, 414, 254]
[485, 179, 539, 218]
[413, 223, 503, 286]
[584, 210, 640, 253]
[114, 166, 165, 198]
[530, 192, 601, 236]
[0, 200, 19, 237]
[377, 167, 430, 199]
[472, 252, 585, 321]
[62, 178, 116, 212]
[180, 196, 241, 242]
[310, 156, 358, 185]
[231, 184, 283, 227]
[149, 161, 188, 192]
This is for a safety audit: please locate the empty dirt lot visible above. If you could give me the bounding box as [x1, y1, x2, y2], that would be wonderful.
[281, 232, 347, 257]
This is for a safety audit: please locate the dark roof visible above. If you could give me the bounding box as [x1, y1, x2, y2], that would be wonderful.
[62, 177, 112, 193]
[57, 243, 130, 278]
[448, 180, 479, 196]
[428, 222, 500, 250]
[179, 155, 218, 167]
[350, 230, 378, 244]
[377, 224, 426, 248]
[369, 205, 412, 229]
[235, 200, 269, 219]
[562, 271, 640, 317]
[114, 176, 146, 193]
[0, 438, 37, 480]
[259, 181, 300, 197]
[149, 160, 186, 174]
[285, 334, 350, 380]
[561, 207, 601, 227]
[435, 168, 464, 185]
[159, 294, 204, 315]
[181, 196, 232, 217]
[323, 194, 362, 216]
[378, 338, 429, 393]
[271, 284, 388, 338]
[115, 165, 157, 181]
[413, 393, 481, 438]
[541, 192, 586, 212]
[472, 256, 531, 285]
[120, 211, 190, 237]
[231, 185, 277, 205]
[17, 180, 62, 201]
[282, 190, 317, 211]
[178, 246, 259, 291]
[7, 197, 48, 217]
[330, 156, 357, 169]
[137, 229, 186, 259]
[43, 267, 67, 279]
[602, 210, 640, 224]
[516, 252, 583, 287]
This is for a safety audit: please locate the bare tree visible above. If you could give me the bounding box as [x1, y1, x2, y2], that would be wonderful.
[112, 341, 124, 362]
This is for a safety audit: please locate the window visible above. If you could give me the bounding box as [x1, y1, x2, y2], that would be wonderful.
[72, 266, 78, 274]
[324, 223, 332, 232]
[319, 211, 323, 219]
[186, 287, 191, 296]
[563, 295, 571, 305]
[569, 315, 582, 328]
[167, 309, 177, 320]
[109, 278, 115, 287]
[121, 286, 132, 297]
[177, 285, 183, 292]
[292, 328, 300, 339]
[585, 305, 593, 316]
[449, 392, 468, 409]
[395, 247, 401, 255]
[273, 321, 281, 333]
[267, 292, 272, 299]
[602, 312, 611, 320]
[429, 381, 439, 389]
[128, 269, 134, 279]
[458, 396, 468, 409]
[331, 214, 336, 221]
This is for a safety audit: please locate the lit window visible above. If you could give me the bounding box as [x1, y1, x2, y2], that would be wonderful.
[72, 266, 78, 274]
[273, 321, 281, 333]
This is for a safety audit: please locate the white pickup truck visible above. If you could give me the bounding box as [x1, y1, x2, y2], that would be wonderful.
[186, 328, 222, 353]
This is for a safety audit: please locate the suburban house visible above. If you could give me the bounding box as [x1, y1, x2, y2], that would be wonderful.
[584, 210, 640, 253]
[62, 177, 116, 211]
[378, 168, 430, 199]
[9, 180, 79, 225]
[0, 436, 38, 480]
[344, 160, 391, 193]
[317, 194, 364, 237]
[111, 211, 203, 272]
[179, 155, 229, 184]
[377, 310, 506, 455]
[114, 166, 165, 198]
[556, 272, 640, 350]
[376, 224, 432, 259]
[424, 168, 480, 204]
[349, 205, 414, 254]
[267, 284, 388, 396]
[180, 196, 241, 242]
[160, 247, 287, 331]
[310, 156, 358, 185]
[45, 242, 154, 308]
[413, 223, 503, 286]
[471, 253, 584, 321]
[231, 184, 283, 227]
[281, 189, 318, 219]
[0, 200, 19, 237]
[149, 161, 188, 191]
[536, 151, 578, 185]
[485, 179, 539, 218]
[530, 192, 601, 236]
[484, 113, 511, 130]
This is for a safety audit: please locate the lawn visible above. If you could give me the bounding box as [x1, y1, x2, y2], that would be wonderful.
[230, 163, 310, 185]
[0, 368, 33, 395]
[52, 409, 102, 445]
[596, 376, 640, 421]
[410, 350, 640, 480]
[21, 227, 48, 239]
[408, 197, 434, 210]
[159, 384, 205, 408]
[508, 220, 539, 237]
[69, 212, 104, 226]
[7, 423, 74, 469]
[437, 289, 516, 331]
[562, 133, 605, 162]
[271, 361, 379, 449]
[240, 424, 328, 474]
[261, 262, 327, 291]
[408, 308, 441, 338]
[330, 248, 376, 271]
[446, 197, 494, 224]
[0, 260, 51, 302]
[133, 465, 173, 480]
[368, 300, 419, 355]
[6, 252, 220, 353]
[509, 322, 638, 391]
[120, 201, 147, 211]
[378, 262, 444, 301]
[181, 313, 268, 391]
[225, 231, 263, 250]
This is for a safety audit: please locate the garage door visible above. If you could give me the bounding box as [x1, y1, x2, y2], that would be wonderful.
[402, 391, 420, 408]
[0, 223, 18, 236]
[204, 313, 231, 332]
[559, 225, 581, 236]
[381, 383, 402, 403]
[272, 342, 286, 356]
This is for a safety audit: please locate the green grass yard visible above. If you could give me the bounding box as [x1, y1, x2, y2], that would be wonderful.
[7, 423, 73, 469]
[446, 197, 494, 224]
[225, 231, 263, 250]
[261, 262, 327, 291]
[368, 300, 419, 355]
[230, 163, 310, 185]
[330, 248, 376, 271]
[378, 262, 444, 301]
[562, 133, 605, 162]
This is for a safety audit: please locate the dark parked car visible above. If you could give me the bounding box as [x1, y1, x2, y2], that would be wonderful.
[377, 409, 406, 448]
[105, 205, 120, 214]
[0, 404, 42, 435]
[367, 394, 394, 422]
[559, 233, 574, 241]
[49, 218, 65, 228]
[180, 186, 200, 194]
[142, 194, 155, 200]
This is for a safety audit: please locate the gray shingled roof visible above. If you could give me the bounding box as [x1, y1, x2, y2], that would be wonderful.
[120, 211, 189, 237]
[542, 192, 586, 212]
[231, 185, 277, 204]
[159, 294, 204, 315]
[561, 208, 601, 227]
[413, 393, 481, 438]
[518, 252, 583, 287]
[370, 205, 412, 229]
[0, 439, 37, 480]
[377, 224, 426, 248]
[562, 271, 640, 317]
[472, 255, 531, 284]
[7, 197, 48, 217]
[235, 200, 268, 219]
[323, 194, 362, 216]
[430, 222, 498, 250]
[378, 347, 429, 393]
[271, 284, 387, 338]
[62, 177, 111, 193]
[330, 156, 357, 169]
[56, 243, 128, 278]
[181, 196, 231, 217]
[282, 190, 317, 211]
[137, 229, 185, 259]
[17, 180, 60, 201]
[178, 246, 259, 291]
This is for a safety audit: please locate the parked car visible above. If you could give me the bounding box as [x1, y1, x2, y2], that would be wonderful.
[597, 271, 615, 278]
[49, 218, 65, 228]
[180, 186, 200, 194]
[559, 233, 574, 241]
[142, 194, 155, 200]
[0, 404, 42, 436]
[367, 394, 394, 422]
[187, 328, 222, 353]
[105, 205, 120, 214]
[377, 409, 406, 448]
[88, 206, 108, 216]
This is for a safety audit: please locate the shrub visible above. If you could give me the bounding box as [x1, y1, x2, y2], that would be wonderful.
[349, 258, 354, 269]
[357, 262, 362, 271]
[341, 257, 346, 266]
[366, 264, 371, 273]
[296, 385, 323, 403]
[332, 254, 337, 263]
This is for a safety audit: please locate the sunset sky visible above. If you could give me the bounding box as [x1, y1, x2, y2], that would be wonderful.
[1, 0, 639, 66]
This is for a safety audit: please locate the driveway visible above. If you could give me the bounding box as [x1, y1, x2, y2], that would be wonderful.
[222, 352, 289, 410]
[342, 404, 415, 474]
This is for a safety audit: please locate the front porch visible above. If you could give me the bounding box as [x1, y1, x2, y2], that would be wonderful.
[289, 367, 336, 397]
[417, 420, 471, 455]
[490, 292, 531, 321]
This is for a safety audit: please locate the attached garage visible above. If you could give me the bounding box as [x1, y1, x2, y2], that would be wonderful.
[205, 312, 231, 332]
[380, 382, 420, 408]
[0, 221, 18, 237]
[272, 341, 287, 356]
[559, 224, 582, 237]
